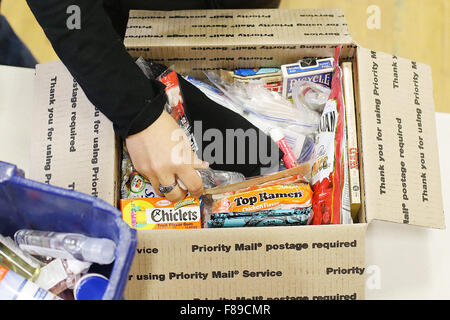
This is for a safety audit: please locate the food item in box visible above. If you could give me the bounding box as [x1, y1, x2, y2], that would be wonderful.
[281, 57, 334, 99]
[120, 197, 202, 230]
[156, 68, 198, 153]
[220, 68, 283, 93]
[207, 207, 312, 228]
[135, 57, 198, 153]
[211, 183, 313, 214]
[125, 171, 158, 199]
[311, 46, 345, 225]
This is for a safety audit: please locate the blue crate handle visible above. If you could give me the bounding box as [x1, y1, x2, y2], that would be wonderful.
[0, 161, 137, 300]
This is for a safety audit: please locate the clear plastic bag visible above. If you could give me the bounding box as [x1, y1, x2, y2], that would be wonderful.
[204, 71, 319, 168]
[205, 71, 320, 135]
[291, 80, 331, 114]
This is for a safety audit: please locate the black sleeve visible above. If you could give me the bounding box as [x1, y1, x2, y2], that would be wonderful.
[26, 0, 167, 139]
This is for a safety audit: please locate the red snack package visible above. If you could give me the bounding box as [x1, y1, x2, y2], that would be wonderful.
[157, 69, 185, 122]
[157, 69, 198, 153]
[311, 46, 345, 225]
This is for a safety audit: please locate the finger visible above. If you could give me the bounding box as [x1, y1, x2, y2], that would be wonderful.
[157, 172, 187, 202]
[144, 173, 163, 197]
[164, 184, 187, 202]
[177, 167, 204, 198]
[192, 159, 210, 170]
[183, 149, 209, 169]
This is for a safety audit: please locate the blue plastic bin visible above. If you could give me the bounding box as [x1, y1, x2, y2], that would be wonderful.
[0, 161, 137, 300]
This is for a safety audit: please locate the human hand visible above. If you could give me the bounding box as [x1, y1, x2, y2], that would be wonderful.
[125, 110, 209, 202]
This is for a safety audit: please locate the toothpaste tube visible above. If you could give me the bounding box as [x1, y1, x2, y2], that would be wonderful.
[281, 57, 334, 98]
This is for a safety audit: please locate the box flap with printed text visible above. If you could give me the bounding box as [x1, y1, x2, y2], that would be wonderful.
[355, 46, 444, 229]
[29, 61, 120, 206]
[125, 223, 367, 300]
[124, 8, 354, 77]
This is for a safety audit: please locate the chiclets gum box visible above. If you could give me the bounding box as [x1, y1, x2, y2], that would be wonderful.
[120, 197, 202, 230]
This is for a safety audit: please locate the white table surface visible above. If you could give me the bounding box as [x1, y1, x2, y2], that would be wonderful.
[0, 65, 34, 174]
[365, 112, 450, 300]
[1, 65, 449, 300]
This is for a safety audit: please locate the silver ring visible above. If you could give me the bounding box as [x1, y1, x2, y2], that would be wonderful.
[158, 182, 177, 194]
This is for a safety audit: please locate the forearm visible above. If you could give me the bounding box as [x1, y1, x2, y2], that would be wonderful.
[26, 0, 167, 139]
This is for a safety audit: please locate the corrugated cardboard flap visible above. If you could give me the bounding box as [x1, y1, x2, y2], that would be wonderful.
[125, 223, 367, 300]
[124, 8, 354, 76]
[355, 46, 445, 229]
[125, 8, 352, 47]
[29, 61, 119, 206]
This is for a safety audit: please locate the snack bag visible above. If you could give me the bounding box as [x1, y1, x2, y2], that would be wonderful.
[207, 207, 313, 228]
[126, 172, 158, 199]
[311, 46, 345, 225]
[157, 69, 198, 153]
[135, 58, 198, 153]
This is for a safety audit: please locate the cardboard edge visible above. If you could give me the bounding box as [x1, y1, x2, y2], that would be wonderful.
[354, 45, 445, 229]
[352, 45, 368, 225]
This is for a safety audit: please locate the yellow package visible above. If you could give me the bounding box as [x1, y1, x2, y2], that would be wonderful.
[120, 197, 202, 230]
[212, 184, 313, 213]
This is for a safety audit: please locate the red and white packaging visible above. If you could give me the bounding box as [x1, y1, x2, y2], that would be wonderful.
[311, 46, 346, 225]
[157, 69, 198, 152]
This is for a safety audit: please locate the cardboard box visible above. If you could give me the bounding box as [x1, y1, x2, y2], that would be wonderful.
[27, 8, 444, 300]
[122, 8, 444, 300]
[29, 62, 120, 206]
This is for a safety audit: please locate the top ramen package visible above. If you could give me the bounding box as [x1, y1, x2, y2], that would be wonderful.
[211, 183, 313, 214]
[311, 46, 346, 225]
